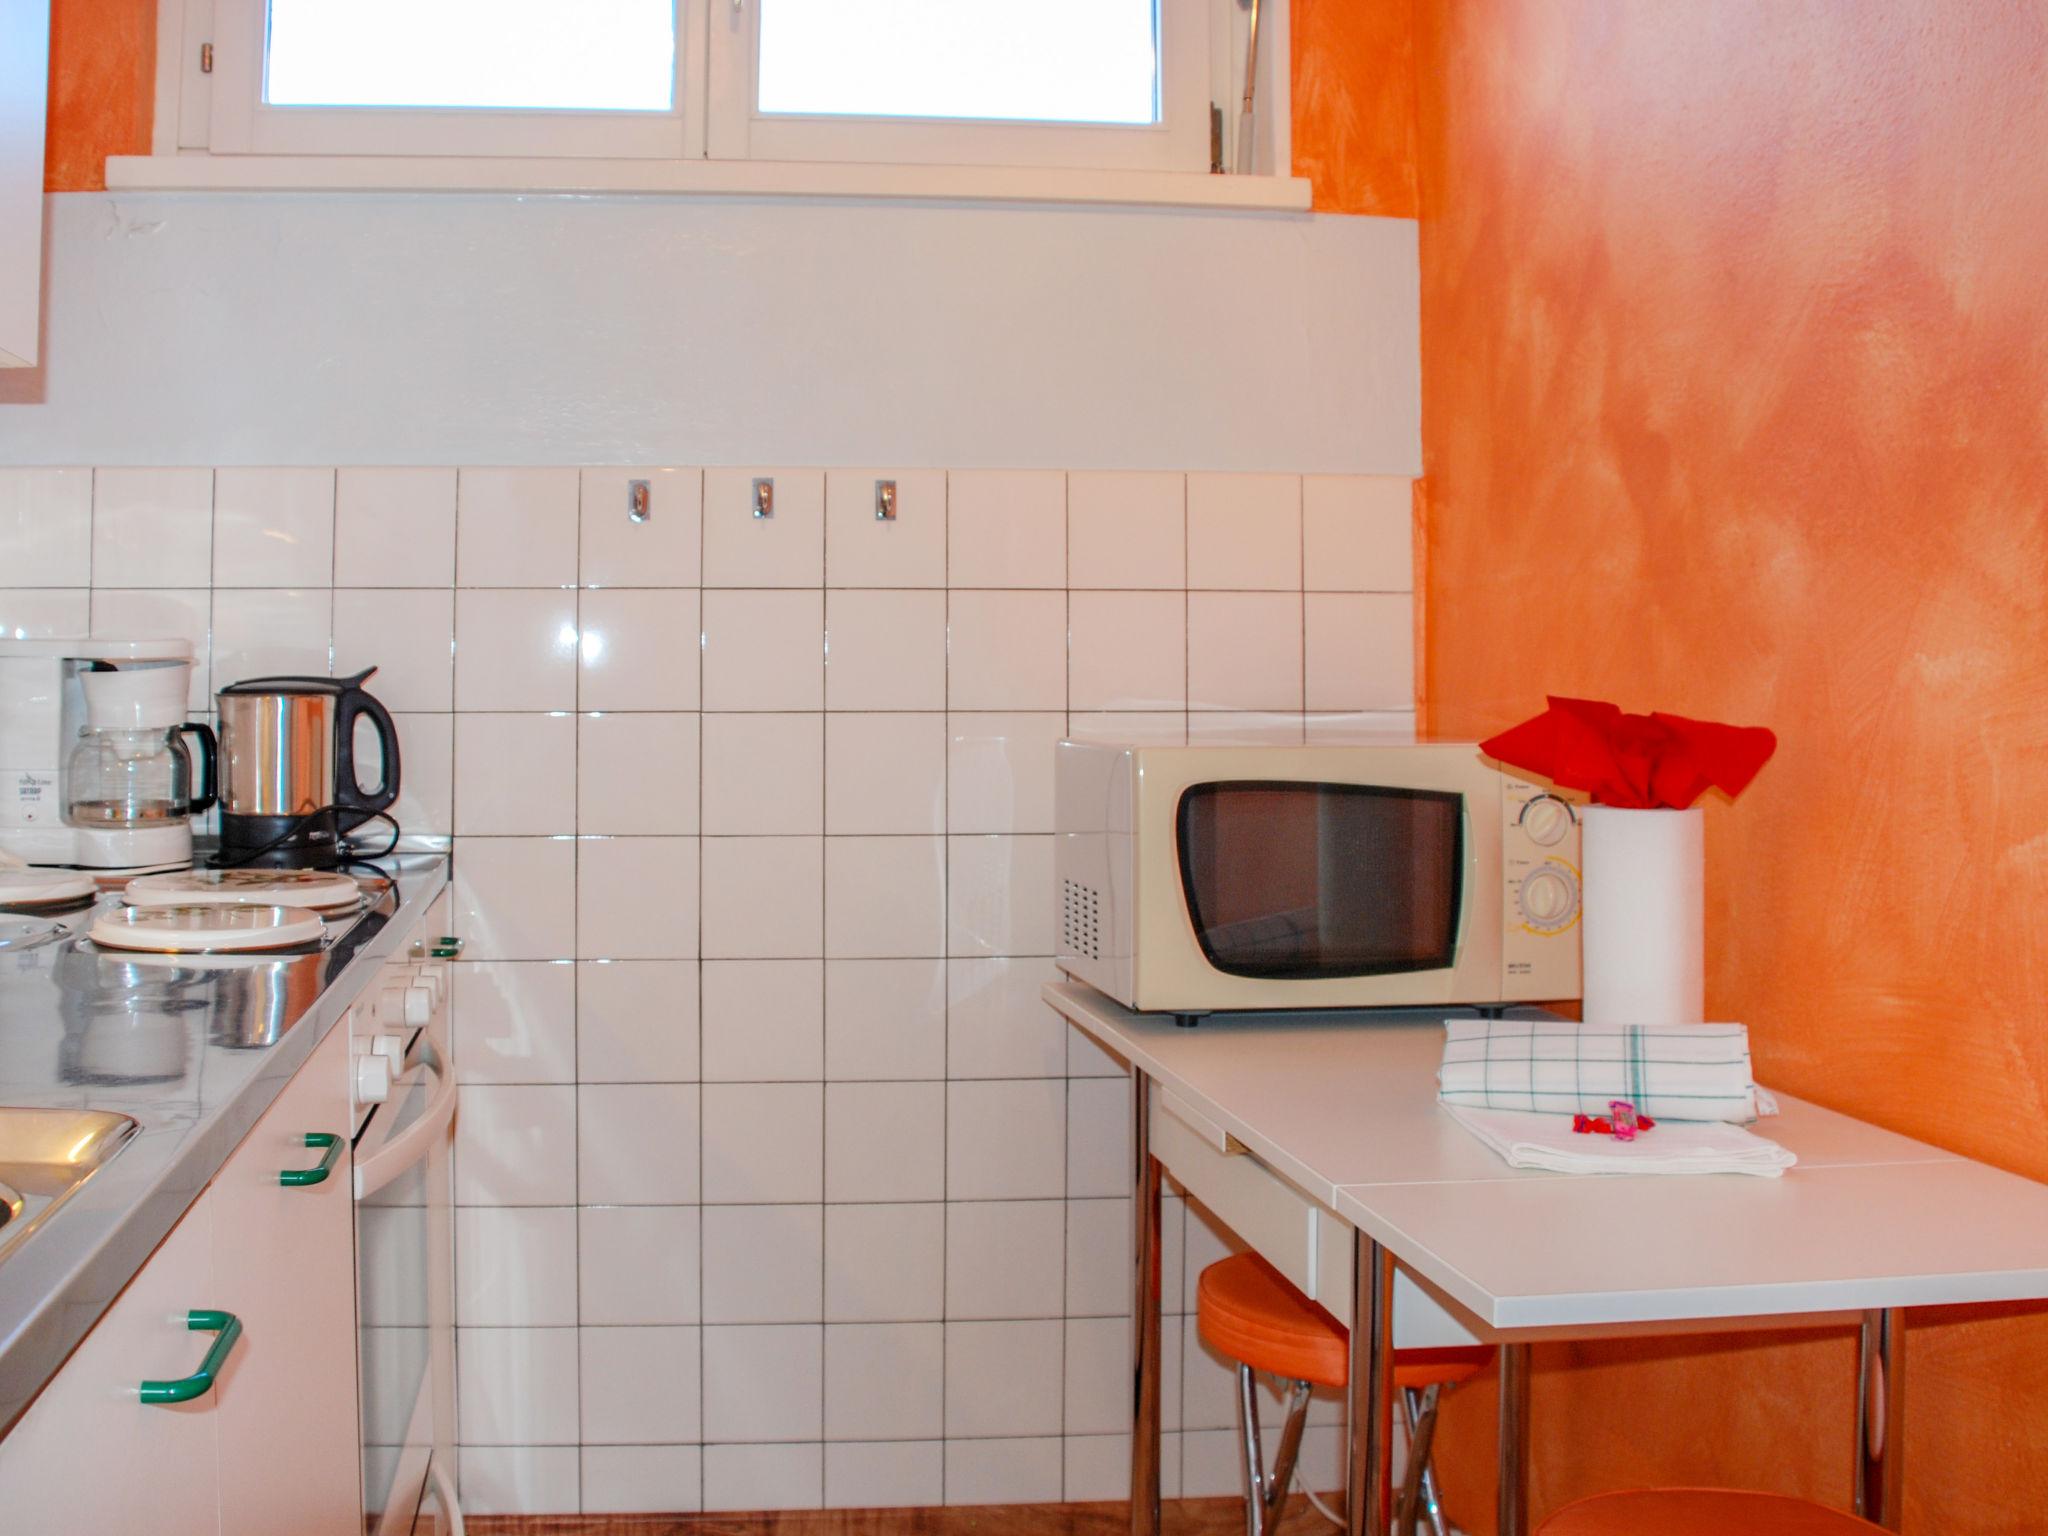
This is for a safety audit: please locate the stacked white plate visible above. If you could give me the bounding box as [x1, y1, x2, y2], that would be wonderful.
[89, 903, 328, 954]
[122, 869, 363, 915]
[0, 869, 99, 910]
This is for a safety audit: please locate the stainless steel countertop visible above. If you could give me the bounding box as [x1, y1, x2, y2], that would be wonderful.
[0, 853, 449, 1431]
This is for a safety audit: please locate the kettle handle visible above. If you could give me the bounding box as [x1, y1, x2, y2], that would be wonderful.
[333, 668, 401, 821]
[176, 721, 219, 816]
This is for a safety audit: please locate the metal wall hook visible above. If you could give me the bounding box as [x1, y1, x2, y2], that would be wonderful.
[627, 479, 651, 523]
[875, 479, 897, 521]
[752, 477, 774, 519]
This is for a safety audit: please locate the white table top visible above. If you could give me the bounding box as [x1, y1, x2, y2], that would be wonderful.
[1044, 980, 2048, 1334]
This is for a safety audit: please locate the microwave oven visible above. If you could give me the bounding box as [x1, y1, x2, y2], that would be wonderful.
[1053, 741, 1581, 1019]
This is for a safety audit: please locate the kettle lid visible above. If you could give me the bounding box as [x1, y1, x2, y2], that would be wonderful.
[219, 667, 379, 697]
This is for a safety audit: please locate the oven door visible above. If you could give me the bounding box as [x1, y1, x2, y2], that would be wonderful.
[354, 1024, 460, 1536]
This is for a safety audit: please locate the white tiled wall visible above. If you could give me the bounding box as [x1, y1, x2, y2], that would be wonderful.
[0, 464, 1413, 1516]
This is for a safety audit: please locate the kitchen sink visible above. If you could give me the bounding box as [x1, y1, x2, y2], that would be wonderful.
[0, 1109, 139, 1260]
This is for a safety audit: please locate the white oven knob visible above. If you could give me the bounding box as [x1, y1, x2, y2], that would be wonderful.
[1518, 865, 1580, 931]
[1519, 795, 1575, 847]
[370, 1031, 407, 1064]
[399, 985, 432, 1026]
[354, 1052, 394, 1106]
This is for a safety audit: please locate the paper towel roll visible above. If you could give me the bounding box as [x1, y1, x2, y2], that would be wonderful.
[1581, 805, 1704, 1024]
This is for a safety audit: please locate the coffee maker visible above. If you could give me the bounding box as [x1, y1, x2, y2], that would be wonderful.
[0, 638, 214, 873]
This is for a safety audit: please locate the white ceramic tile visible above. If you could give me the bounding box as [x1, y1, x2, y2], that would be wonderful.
[577, 960, 700, 1083]
[947, 834, 1055, 958]
[825, 1441, 943, 1507]
[825, 589, 947, 711]
[701, 1326, 824, 1442]
[212, 467, 334, 587]
[580, 1325, 702, 1443]
[1065, 1199, 1130, 1318]
[702, 1204, 825, 1323]
[944, 1437, 1064, 1505]
[945, 1201, 1065, 1321]
[578, 588, 701, 712]
[1067, 1019, 1127, 1077]
[0, 468, 91, 586]
[92, 468, 212, 588]
[1065, 710, 1185, 745]
[581, 1446, 702, 1514]
[212, 588, 330, 686]
[578, 1083, 701, 1204]
[944, 712, 1063, 835]
[703, 1442, 823, 1510]
[1306, 591, 1413, 711]
[1179, 1428, 1246, 1497]
[1064, 1434, 1149, 1502]
[458, 1328, 582, 1445]
[1179, 1314, 1241, 1433]
[455, 1206, 578, 1327]
[824, 1082, 943, 1203]
[576, 836, 699, 960]
[332, 588, 454, 711]
[453, 961, 577, 1085]
[88, 588, 211, 706]
[1304, 474, 1412, 592]
[946, 590, 1065, 711]
[1306, 710, 1417, 744]
[702, 713, 823, 835]
[580, 1205, 701, 1325]
[701, 589, 823, 712]
[1063, 1315, 1130, 1435]
[700, 835, 823, 959]
[703, 468, 824, 587]
[946, 957, 1066, 1079]
[455, 712, 576, 836]
[577, 712, 699, 836]
[1067, 471, 1184, 589]
[455, 1085, 577, 1205]
[947, 470, 1065, 588]
[701, 959, 823, 1081]
[1068, 590, 1186, 712]
[335, 467, 457, 587]
[452, 836, 576, 960]
[823, 1323, 943, 1441]
[943, 1320, 1063, 1438]
[824, 713, 946, 834]
[457, 1445, 580, 1515]
[1067, 1077, 1131, 1200]
[1181, 1196, 1240, 1313]
[826, 469, 946, 588]
[1187, 591, 1302, 712]
[1185, 710, 1304, 744]
[0, 589, 88, 643]
[946, 1079, 1065, 1201]
[701, 1082, 824, 1204]
[454, 589, 578, 711]
[580, 467, 702, 588]
[823, 958, 945, 1081]
[824, 836, 944, 959]
[390, 712, 454, 835]
[457, 468, 579, 587]
[1186, 472, 1301, 591]
[824, 1203, 945, 1324]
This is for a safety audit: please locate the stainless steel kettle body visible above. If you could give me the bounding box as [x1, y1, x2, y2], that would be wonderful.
[215, 668, 400, 867]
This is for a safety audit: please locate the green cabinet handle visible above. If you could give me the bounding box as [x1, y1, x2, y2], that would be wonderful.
[430, 935, 463, 958]
[139, 1310, 242, 1404]
[279, 1131, 343, 1187]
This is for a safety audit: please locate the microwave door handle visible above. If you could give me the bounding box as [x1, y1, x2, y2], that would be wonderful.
[354, 1042, 457, 1200]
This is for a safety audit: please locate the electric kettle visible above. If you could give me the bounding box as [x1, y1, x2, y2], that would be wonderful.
[215, 668, 400, 868]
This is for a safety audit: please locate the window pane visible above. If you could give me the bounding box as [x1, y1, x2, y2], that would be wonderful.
[756, 0, 1160, 125]
[265, 0, 675, 111]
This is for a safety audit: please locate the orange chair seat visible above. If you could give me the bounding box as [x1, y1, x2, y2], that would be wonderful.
[1538, 1489, 1883, 1535]
[1196, 1254, 1493, 1390]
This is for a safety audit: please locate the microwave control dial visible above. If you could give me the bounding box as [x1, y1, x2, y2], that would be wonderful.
[1518, 794, 1576, 847]
[1517, 862, 1581, 932]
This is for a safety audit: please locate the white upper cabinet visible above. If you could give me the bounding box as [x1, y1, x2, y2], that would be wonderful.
[0, 0, 46, 367]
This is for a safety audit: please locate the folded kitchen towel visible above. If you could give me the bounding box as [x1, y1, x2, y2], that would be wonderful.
[1444, 1103, 1797, 1178]
[1438, 1018, 1775, 1124]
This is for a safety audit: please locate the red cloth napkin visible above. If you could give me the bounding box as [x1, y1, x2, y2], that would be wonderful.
[1479, 697, 1777, 810]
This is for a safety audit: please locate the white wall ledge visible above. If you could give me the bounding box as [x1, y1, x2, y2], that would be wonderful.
[104, 154, 1314, 212]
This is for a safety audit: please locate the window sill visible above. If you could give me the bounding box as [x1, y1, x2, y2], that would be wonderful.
[102, 155, 1314, 212]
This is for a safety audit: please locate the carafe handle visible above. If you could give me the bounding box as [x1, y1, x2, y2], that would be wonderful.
[333, 668, 401, 821]
[176, 721, 219, 816]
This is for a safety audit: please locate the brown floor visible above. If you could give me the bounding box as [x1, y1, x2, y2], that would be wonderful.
[463, 1494, 1335, 1534]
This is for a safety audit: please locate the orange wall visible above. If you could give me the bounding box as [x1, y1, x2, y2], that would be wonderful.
[1415, 3, 2048, 1531]
[43, 0, 154, 192]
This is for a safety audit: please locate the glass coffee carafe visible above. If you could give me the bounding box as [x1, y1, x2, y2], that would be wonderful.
[62, 666, 217, 829]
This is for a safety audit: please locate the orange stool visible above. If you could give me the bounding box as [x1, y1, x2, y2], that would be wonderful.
[1538, 1489, 1884, 1534]
[1197, 1253, 1491, 1536]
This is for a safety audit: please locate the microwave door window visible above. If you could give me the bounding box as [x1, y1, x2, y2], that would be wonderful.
[1176, 782, 1464, 979]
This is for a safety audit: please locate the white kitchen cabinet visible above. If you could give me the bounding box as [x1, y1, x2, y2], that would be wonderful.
[0, 0, 48, 367]
[0, 1180, 224, 1536]
[211, 1017, 362, 1536]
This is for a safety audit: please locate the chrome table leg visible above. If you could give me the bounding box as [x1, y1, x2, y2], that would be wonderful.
[1856, 1307, 1905, 1530]
[1132, 1067, 1164, 1536]
[1346, 1235, 1393, 1536]
[1498, 1342, 1531, 1536]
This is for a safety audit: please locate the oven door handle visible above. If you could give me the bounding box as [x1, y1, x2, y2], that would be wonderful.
[353, 1037, 457, 1200]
